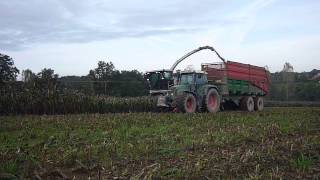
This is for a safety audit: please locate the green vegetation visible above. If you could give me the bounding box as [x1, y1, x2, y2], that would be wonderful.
[290, 153, 313, 173]
[269, 71, 320, 101]
[0, 53, 19, 84]
[1, 108, 319, 179]
[0, 94, 157, 115]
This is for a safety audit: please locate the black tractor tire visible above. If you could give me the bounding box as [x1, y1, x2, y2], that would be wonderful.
[175, 93, 197, 113]
[254, 97, 264, 111]
[204, 88, 220, 113]
[240, 96, 255, 112]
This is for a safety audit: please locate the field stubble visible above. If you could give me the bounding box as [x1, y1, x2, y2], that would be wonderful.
[0, 107, 319, 179]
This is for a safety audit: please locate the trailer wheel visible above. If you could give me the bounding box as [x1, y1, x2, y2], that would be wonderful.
[254, 97, 264, 111]
[205, 88, 220, 113]
[240, 96, 254, 112]
[176, 93, 197, 113]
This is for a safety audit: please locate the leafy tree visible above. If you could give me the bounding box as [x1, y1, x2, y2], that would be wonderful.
[58, 76, 94, 95]
[37, 68, 57, 80]
[111, 70, 148, 97]
[295, 82, 320, 101]
[0, 53, 19, 84]
[282, 62, 294, 72]
[89, 61, 114, 80]
[22, 69, 36, 83]
[88, 61, 147, 96]
[89, 61, 115, 95]
[36, 68, 59, 96]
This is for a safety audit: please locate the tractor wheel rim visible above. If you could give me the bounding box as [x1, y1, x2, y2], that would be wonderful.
[186, 98, 194, 111]
[208, 94, 217, 109]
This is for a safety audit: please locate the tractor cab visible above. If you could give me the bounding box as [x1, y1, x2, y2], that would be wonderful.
[173, 71, 209, 95]
[177, 71, 208, 86]
[144, 70, 174, 95]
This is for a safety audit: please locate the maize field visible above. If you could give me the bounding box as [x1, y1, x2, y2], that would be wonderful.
[0, 94, 157, 115]
[0, 107, 319, 179]
[2, 91, 320, 115]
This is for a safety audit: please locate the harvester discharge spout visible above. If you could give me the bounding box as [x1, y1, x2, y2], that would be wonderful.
[169, 46, 226, 71]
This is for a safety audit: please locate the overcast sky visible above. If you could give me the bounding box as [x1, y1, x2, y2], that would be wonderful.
[1, 0, 319, 76]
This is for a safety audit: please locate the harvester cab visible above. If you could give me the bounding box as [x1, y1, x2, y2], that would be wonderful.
[144, 70, 174, 95]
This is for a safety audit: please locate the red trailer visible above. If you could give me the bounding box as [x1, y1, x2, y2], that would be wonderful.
[226, 61, 269, 94]
[202, 61, 270, 111]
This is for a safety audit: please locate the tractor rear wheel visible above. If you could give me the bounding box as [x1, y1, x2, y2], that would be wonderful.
[205, 88, 220, 113]
[176, 93, 197, 113]
[254, 97, 264, 111]
[240, 96, 254, 112]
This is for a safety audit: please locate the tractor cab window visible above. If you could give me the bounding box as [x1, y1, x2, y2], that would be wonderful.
[196, 73, 207, 84]
[180, 74, 194, 85]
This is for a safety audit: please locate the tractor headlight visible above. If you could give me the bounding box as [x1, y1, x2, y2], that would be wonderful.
[173, 89, 177, 96]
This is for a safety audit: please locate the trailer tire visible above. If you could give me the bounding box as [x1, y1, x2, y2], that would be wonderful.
[205, 88, 220, 113]
[254, 97, 264, 111]
[240, 96, 254, 112]
[176, 93, 197, 113]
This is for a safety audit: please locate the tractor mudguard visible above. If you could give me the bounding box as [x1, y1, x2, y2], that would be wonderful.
[183, 91, 197, 97]
[206, 85, 219, 93]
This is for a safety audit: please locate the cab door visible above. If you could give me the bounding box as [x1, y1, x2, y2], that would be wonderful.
[195, 74, 207, 103]
[189, 73, 196, 93]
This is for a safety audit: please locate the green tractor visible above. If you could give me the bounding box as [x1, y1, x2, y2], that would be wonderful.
[144, 46, 225, 113]
[158, 70, 220, 113]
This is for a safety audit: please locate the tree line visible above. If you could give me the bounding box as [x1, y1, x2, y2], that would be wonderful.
[269, 70, 320, 101]
[1, 54, 148, 97]
[0, 53, 152, 114]
[1, 53, 320, 100]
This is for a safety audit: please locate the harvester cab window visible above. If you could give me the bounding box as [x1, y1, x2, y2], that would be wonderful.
[148, 73, 160, 88]
[163, 72, 172, 80]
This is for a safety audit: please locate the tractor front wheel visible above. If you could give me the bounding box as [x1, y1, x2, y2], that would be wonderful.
[205, 88, 220, 113]
[176, 93, 197, 113]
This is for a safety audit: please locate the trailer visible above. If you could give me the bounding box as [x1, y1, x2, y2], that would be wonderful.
[202, 61, 269, 111]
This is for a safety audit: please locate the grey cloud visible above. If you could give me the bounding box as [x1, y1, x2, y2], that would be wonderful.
[0, 0, 240, 50]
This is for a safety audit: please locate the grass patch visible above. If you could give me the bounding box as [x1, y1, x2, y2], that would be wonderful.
[290, 153, 313, 172]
